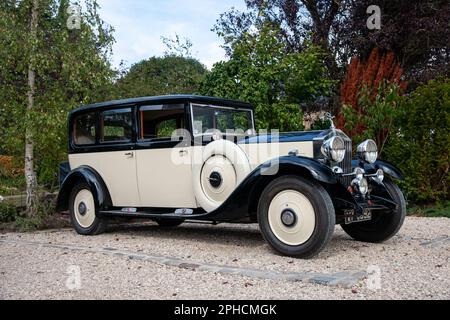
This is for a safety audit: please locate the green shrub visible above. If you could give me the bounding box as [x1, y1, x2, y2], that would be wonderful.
[0, 202, 17, 223]
[342, 77, 449, 204]
[408, 201, 450, 218]
[385, 78, 450, 203]
[342, 81, 404, 156]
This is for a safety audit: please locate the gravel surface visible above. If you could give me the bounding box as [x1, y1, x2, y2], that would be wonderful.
[0, 217, 449, 300]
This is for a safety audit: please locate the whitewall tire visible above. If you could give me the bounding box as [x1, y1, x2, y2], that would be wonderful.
[193, 140, 251, 212]
[258, 176, 335, 258]
[268, 190, 316, 246]
[69, 182, 106, 235]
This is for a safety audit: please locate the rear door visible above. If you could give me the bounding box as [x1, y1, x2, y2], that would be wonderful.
[70, 106, 140, 207]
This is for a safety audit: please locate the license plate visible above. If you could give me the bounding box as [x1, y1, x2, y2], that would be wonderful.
[345, 209, 372, 224]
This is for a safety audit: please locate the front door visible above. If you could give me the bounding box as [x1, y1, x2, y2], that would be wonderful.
[135, 104, 197, 208]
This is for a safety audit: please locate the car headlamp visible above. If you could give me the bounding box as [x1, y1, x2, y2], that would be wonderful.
[321, 136, 346, 163]
[357, 139, 378, 164]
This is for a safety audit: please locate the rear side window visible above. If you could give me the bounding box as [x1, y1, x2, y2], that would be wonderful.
[139, 104, 185, 140]
[73, 112, 96, 146]
[100, 108, 133, 143]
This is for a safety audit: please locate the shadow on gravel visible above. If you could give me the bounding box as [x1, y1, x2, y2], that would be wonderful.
[106, 222, 266, 248]
[103, 222, 366, 258]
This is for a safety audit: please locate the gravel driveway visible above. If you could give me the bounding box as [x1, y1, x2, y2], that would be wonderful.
[0, 217, 449, 300]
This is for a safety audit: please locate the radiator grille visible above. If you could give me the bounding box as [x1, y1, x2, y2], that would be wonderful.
[340, 140, 353, 187]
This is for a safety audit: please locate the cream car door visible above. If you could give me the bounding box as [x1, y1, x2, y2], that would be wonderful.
[135, 104, 197, 208]
[69, 107, 140, 207]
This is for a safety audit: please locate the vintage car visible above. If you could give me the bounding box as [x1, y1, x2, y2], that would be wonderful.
[57, 95, 406, 258]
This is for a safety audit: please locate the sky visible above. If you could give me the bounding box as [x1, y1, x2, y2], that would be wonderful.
[96, 0, 248, 70]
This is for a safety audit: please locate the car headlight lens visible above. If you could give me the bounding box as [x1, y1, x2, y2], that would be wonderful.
[357, 139, 378, 164]
[376, 169, 384, 182]
[321, 136, 346, 163]
[352, 177, 369, 195]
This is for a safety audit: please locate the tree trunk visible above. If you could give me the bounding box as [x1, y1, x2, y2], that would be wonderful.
[25, 0, 39, 217]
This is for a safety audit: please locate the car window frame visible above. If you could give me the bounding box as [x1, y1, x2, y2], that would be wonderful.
[190, 103, 255, 138]
[72, 111, 98, 147]
[99, 107, 134, 145]
[138, 104, 186, 143]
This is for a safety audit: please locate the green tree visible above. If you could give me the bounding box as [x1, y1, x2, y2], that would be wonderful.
[113, 55, 207, 99]
[201, 23, 334, 131]
[0, 0, 115, 215]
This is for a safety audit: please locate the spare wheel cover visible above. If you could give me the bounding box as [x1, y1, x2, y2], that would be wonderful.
[193, 139, 251, 212]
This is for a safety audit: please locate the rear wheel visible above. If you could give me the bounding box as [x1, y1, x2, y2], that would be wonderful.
[69, 182, 106, 235]
[257, 176, 335, 258]
[341, 180, 406, 243]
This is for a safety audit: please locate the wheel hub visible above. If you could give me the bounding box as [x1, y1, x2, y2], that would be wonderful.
[281, 209, 297, 227]
[78, 202, 87, 216]
[208, 171, 223, 189]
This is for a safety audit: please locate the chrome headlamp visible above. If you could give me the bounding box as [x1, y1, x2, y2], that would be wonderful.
[321, 136, 346, 163]
[352, 177, 369, 195]
[357, 139, 378, 164]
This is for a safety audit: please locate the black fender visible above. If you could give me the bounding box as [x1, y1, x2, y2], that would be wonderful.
[273, 156, 337, 184]
[56, 166, 113, 213]
[352, 160, 404, 180]
[204, 156, 337, 222]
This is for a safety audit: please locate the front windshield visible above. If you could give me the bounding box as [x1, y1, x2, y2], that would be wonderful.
[191, 104, 254, 136]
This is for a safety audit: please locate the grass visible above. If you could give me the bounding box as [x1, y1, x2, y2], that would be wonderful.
[0, 193, 70, 232]
[0, 175, 26, 195]
[408, 201, 450, 218]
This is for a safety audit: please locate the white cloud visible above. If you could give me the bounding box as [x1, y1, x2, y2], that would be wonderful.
[96, 0, 246, 70]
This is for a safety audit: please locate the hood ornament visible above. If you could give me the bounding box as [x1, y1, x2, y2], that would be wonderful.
[321, 112, 336, 130]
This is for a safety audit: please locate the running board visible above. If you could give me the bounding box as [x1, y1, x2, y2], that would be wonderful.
[100, 210, 205, 220]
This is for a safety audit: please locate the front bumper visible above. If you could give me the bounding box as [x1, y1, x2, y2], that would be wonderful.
[330, 167, 399, 224]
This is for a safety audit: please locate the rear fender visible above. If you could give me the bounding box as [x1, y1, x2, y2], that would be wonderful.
[56, 166, 112, 213]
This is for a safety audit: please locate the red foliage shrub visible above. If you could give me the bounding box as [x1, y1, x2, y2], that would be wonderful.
[338, 48, 407, 136]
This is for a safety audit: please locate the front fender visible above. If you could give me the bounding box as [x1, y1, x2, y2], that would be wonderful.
[352, 160, 404, 180]
[56, 166, 112, 212]
[274, 156, 337, 184]
[374, 160, 404, 180]
[204, 156, 336, 222]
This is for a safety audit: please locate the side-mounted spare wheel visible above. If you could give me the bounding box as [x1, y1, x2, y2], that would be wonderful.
[69, 182, 107, 235]
[341, 180, 406, 243]
[192, 139, 251, 212]
[257, 176, 335, 259]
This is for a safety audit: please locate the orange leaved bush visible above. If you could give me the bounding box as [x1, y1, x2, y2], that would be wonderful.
[338, 48, 407, 136]
[0, 156, 24, 178]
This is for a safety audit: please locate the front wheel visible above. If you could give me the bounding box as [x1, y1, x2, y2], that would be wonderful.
[341, 180, 406, 243]
[69, 182, 106, 235]
[257, 176, 335, 259]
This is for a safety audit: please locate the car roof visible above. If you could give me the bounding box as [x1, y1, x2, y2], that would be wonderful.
[70, 95, 253, 116]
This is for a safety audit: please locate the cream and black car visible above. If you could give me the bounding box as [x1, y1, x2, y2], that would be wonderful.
[57, 95, 406, 258]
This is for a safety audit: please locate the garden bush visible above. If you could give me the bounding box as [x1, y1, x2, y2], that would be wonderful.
[0, 201, 17, 223]
[384, 78, 450, 203]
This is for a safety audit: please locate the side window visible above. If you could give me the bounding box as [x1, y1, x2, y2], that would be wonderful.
[100, 108, 133, 143]
[73, 112, 96, 146]
[139, 104, 185, 140]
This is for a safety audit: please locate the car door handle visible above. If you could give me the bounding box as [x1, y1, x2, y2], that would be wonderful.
[179, 149, 188, 156]
[125, 152, 134, 158]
